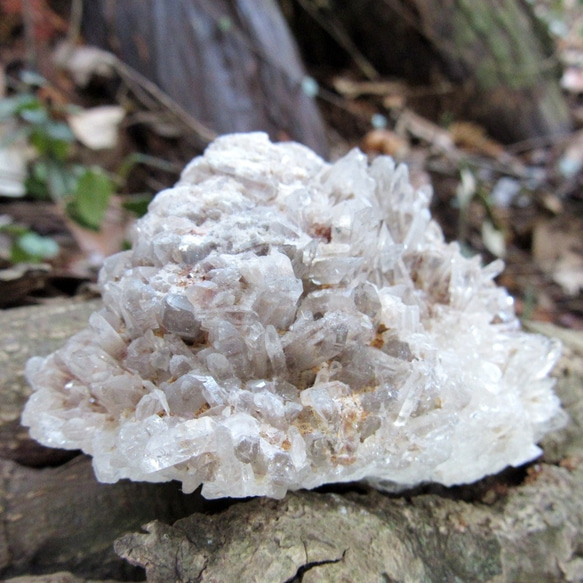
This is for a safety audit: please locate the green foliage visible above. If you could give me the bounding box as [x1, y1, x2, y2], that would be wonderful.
[12, 231, 60, 263]
[121, 194, 153, 218]
[0, 223, 59, 264]
[0, 73, 177, 267]
[67, 167, 113, 231]
[0, 74, 115, 237]
[0, 92, 75, 163]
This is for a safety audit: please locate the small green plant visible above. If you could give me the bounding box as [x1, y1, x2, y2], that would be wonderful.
[0, 75, 114, 231]
[0, 74, 182, 266]
[0, 222, 59, 264]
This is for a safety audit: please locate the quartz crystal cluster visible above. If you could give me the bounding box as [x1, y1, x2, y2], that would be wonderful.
[22, 133, 565, 499]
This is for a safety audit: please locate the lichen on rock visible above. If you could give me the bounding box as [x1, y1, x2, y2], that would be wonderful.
[22, 132, 566, 499]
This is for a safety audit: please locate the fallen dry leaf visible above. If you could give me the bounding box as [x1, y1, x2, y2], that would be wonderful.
[361, 129, 409, 158]
[561, 67, 583, 94]
[449, 121, 505, 159]
[53, 42, 116, 87]
[68, 105, 126, 150]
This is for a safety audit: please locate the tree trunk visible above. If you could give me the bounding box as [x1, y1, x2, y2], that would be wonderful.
[287, 0, 571, 144]
[81, 0, 329, 157]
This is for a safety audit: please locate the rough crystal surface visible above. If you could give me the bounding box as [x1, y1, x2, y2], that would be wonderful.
[22, 133, 566, 499]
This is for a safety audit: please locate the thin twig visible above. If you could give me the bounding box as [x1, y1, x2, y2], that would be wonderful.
[110, 57, 217, 147]
[505, 131, 572, 155]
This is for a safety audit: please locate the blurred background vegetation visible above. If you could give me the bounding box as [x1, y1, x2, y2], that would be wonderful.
[0, 0, 582, 328]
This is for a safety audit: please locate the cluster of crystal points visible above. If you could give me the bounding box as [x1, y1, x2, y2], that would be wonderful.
[22, 133, 565, 499]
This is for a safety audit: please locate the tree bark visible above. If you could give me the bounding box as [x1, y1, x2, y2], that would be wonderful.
[0, 299, 217, 581]
[81, 0, 329, 157]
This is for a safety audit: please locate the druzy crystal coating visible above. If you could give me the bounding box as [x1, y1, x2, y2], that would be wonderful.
[22, 133, 565, 499]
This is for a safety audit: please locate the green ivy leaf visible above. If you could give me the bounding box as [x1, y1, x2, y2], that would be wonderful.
[69, 168, 113, 230]
[45, 121, 75, 143]
[29, 126, 51, 156]
[20, 107, 48, 125]
[0, 223, 29, 237]
[11, 231, 59, 263]
[19, 70, 48, 87]
[29, 126, 71, 160]
[48, 137, 71, 161]
[122, 194, 153, 217]
[46, 160, 76, 200]
[0, 94, 39, 120]
[25, 160, 51, 199]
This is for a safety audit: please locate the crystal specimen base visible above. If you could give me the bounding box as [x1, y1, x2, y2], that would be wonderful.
[22, 133, 566, 499]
